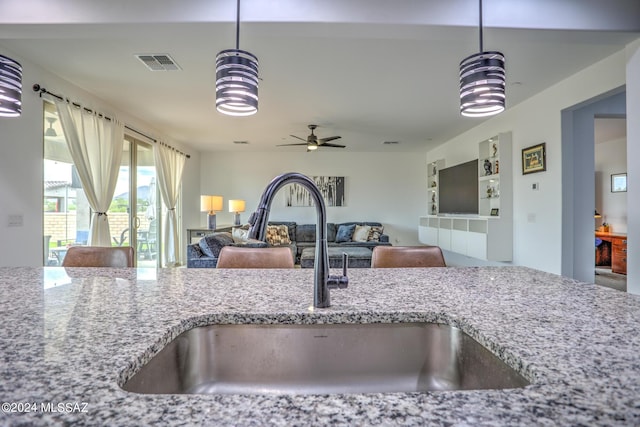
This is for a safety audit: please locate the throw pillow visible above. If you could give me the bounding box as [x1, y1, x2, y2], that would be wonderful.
[198, 232, 234, 258]
[232, 226, 251, 244]
[266, 225, 291, 246]
[352, 225, 371, 242]
[335, 224, 356, 243]
[368, 225, 384, 242]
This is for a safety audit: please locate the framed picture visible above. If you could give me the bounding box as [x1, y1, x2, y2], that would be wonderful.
[611, 173, 627, 192]
[286, 176, 345, 207]
[522, 143, 546, 175]
[490, 208, 499, 216]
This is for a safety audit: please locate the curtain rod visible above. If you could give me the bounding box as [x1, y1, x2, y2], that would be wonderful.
[32, 84, 190, 159]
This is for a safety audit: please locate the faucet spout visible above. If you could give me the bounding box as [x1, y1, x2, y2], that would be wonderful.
[248, 172, 348, 308]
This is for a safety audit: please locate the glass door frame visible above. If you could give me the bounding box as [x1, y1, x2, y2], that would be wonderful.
[124, 134, 160, 267]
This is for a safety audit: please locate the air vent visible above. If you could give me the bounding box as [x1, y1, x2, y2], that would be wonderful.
[383, 141, 399, 145]
[233, 140, 249, 145]
[135, 54, 181, 71]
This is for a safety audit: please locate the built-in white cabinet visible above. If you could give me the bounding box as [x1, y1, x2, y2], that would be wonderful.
[419, 216, 512, 261]
[420, 132, 512, 261]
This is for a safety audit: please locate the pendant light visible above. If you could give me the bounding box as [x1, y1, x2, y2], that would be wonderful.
[215, 0, 259, 116]
[0, 54, 22, 118]
[459, 0, 505, 117]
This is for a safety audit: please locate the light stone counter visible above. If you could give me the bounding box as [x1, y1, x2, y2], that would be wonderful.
[0, 266, 639, 426]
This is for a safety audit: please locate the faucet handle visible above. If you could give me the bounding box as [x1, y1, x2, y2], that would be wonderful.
[327, 252, 349, 289]
[342, 252, 348, 277]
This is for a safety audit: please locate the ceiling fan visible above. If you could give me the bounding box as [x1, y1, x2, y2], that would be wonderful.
[277, 124, 345, 151]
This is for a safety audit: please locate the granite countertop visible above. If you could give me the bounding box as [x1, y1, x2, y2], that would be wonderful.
[1, 266, 639, 426]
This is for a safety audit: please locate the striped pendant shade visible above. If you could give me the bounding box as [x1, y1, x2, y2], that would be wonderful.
[459, 51, 505, 117]
[215, 49, 259, 116]
[0, 54, 22, 118]
[215, 0, 259, 117]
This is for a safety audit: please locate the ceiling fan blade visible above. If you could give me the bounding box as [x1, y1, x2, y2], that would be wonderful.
[277, 143, 309, 147]
[289, 134, 307, 142]
[319, 136, 342, 143]
[319, 142, 346, 148]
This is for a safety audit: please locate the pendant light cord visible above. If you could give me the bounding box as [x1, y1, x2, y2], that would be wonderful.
[478, 0, 484, 52]
[236, 0, 240, 50]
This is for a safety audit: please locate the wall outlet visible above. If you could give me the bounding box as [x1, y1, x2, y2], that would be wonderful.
[7, 214, 23, 227]
[527, 213, 536, 223]
[532, 182, 539, 190]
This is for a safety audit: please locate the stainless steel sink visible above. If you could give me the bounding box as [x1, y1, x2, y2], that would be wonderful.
[122, 323, 529, 395]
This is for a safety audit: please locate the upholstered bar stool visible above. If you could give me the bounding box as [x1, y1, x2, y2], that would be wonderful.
[371, 246, 446, 268]
[216, 246, 294, 269]
[61, 246, 135, 268]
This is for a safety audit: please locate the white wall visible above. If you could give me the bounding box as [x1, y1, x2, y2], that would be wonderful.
[626, 39, 640, 295]
[427, 47, 630, 275]
[195, 151, 425, 245]
[0, 46, 200, 267]
[595, 138, 627, 233]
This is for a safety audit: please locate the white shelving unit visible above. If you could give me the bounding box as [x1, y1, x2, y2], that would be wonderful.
[420, 132, 513, 261]
[478, 134, 511, 218]
[426, 159, 445, 216]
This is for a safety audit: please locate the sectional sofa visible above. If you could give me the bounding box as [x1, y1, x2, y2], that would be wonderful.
[186, 221, 391, 268]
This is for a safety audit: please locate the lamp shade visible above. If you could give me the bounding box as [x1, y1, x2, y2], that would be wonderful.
[228, 199, 246, 213]
[0, 54, 22, 118]
[459, 51, 505, 117]
[200, 195, 223, 213]
[215, 49, 259, 116]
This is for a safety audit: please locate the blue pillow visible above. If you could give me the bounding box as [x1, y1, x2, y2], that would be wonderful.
[335, 224, 356, 243]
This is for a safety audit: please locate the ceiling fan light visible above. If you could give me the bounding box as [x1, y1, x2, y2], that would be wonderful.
[44, 117, 58, 137]
[307, 144, 318, 151]
[0, 54, 22, 118]
[459, 51, 505, 117]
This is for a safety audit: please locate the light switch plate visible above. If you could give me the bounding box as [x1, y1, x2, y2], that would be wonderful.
[8, 214, 23, 227]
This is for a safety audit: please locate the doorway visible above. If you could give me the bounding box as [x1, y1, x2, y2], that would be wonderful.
[594, 117, 627, 291]
[561, 87, 626, 285]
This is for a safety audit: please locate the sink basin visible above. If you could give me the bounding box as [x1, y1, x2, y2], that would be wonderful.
[122, 322, 529, 395]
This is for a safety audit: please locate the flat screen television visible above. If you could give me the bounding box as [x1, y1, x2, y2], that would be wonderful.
[438, 159, 478, 215]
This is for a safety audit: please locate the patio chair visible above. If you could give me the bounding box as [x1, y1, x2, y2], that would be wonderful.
[137, 219, 157, 260]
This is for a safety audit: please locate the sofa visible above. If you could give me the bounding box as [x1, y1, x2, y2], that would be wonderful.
[187, 221, 391, 268]
[268, 221, 391, 264]
[186, 232, 267, 268]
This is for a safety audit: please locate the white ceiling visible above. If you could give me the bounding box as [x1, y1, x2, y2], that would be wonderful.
[1, 0, 638, 153]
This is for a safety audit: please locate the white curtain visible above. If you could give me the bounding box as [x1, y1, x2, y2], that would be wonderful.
[55, 99, 124, 246]
[154, 142, 186, 267]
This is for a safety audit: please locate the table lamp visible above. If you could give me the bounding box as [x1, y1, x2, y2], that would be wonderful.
[201, 195, 223, 230]
[229, 199, 246, 226]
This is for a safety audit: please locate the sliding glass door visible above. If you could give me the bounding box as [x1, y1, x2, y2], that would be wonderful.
[122, 136, 159, 268]
[43, 102, 160, 266]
